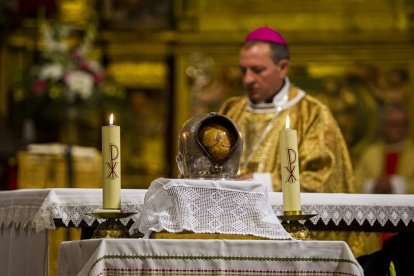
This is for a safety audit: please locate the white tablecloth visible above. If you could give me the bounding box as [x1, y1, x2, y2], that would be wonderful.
[58, 239, 364, 276]
[0, 188, 146, 232]
[0, 227, 48, 276]
[1, 187, 414, 232]
[0, 189, 145, 276]
[1, 187, 414, 275]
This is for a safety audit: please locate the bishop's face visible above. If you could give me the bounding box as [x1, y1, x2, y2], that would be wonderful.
[239, 42, 289, 103]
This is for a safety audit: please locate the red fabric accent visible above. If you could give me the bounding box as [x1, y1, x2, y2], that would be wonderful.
[379, 152, 399, 244]
[7, 165, 17, 190]
[385, 151, 399, 175]
[381, 232, 395, 243]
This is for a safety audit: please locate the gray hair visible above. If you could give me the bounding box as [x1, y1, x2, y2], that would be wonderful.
[241, 40, 290, 63]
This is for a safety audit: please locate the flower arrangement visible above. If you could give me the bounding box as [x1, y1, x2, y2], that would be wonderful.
[31, 20, 105, 104]
[11, 19, 125, 145]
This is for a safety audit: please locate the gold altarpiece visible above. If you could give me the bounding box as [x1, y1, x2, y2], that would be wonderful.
[0, 1, 413, 275]
[1, 0, 414, 185]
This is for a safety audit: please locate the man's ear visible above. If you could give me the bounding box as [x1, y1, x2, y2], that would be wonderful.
[278, 59, 290, 77]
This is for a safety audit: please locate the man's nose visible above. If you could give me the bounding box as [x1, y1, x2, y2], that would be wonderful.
[243, 70, 255, 85]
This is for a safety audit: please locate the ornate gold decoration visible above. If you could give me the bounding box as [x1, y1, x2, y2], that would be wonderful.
[283, 210, 303, 216]
[92, 218, 130, 239]
[60, 0, 93, 27]
[278, 213, 317, 240]
[88, 211, 136, 239]
[107, 62, 167, 89]
[281, 220, 310, 240]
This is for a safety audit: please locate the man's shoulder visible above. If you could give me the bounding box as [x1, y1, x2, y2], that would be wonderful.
[291, 87, 341, 130]
[219, 96, 247, 114]
[222, 96, 246, 105]
[291, 87, 330, 113]
[300, 91, 326, 108]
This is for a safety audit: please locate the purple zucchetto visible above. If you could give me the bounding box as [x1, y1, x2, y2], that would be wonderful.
[245, 26, 287, 45]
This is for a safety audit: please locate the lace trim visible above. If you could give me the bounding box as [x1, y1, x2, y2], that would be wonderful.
[1, 189, 413, 233]
[272, 205, 414, 227]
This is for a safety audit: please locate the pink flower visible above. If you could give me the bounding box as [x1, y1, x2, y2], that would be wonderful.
[93, 71, 105, 83]
[32, 80, 46, 94]
[71, 50, 83, 63]
[79, 63, 90, 71]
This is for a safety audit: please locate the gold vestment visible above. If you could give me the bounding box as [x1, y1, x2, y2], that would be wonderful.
[220, 85, 366, 256]
[220, 86, 355, 193]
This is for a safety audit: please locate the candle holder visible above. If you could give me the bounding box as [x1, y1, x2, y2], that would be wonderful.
[277, 212, 317, 240]
[88, 210, 137, 239]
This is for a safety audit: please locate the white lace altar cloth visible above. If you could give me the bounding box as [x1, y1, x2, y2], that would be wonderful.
[134, 178, 292, 239]
[1, 188, 414, 233]
[0, 188, 145, 232]
[270, 193, 414, 227]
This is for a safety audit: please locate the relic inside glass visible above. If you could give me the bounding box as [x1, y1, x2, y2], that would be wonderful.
[176, 113, 242, 179]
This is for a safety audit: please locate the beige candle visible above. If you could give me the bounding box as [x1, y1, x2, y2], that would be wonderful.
[279, 115, 301, 215]
[102, 113, 121, 210]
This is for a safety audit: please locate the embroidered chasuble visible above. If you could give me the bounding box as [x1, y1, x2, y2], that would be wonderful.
[240, 111, 277, 173]
[220, 85, 355, 194]
[220, 83, 366, 257]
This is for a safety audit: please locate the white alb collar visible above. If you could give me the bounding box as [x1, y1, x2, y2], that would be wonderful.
[247, 78, 304, 113]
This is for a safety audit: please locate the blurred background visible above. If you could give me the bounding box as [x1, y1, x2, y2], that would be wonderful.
[0, 0, 413, 191]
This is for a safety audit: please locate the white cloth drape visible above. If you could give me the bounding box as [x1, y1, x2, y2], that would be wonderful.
[0, 226, 48, 276]
[135, 178, 291, 239]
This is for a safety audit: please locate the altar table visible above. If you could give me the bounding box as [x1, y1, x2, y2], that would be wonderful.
[57, 238, 364, 276]
[0, 188, 146, 276]
[2, 188, 414, 233]
[1, 188, 414, 275]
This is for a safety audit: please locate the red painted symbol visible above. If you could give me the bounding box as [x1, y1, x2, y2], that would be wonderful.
[284, 148, 297, 183]
[106, 144, 119, 179]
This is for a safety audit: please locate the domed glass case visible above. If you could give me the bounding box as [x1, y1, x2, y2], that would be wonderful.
[176, 113, 243, 179]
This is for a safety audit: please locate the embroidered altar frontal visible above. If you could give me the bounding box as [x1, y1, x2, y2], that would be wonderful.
[57, 239, 364, 276]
